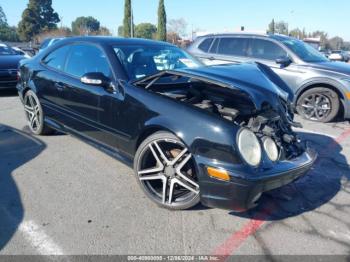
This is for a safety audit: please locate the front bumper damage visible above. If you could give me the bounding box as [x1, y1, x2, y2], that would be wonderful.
[198, 145, 317, 212]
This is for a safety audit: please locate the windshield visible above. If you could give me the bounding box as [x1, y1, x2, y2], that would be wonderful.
[113, 45, 202, 80]
[282, 39, 328, 63]
[0, 44, 16, 55]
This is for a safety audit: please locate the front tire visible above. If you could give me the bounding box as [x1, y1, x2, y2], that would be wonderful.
[23, 90, 53, 135]
[134, 131, 200, 210]
[296, 87, 340, 123]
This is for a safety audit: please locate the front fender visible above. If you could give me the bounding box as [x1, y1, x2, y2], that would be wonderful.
[140, 113, 242, 165]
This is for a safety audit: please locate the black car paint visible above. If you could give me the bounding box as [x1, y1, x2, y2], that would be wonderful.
[17, 37, 316, 211]
[0, 54, 24, 89]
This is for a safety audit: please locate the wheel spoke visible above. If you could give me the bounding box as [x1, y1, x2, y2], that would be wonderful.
[175, 153, 192, 171]
[28, 95, 36, 108]
[139, 174, 165, 181]
[168, 179, 175, 204]
[169, 148, 188, 166]
[162, 177, 168, 204]
[301, 104, 314, 109]
[30, 115, 37, 128]
[173, 178, 199, 194]
[34, 105, 40, 114]
[148, 144, 164, 169]
[153, 141, 171, 165]
[24, 105, 34, 114]
[138, 166, 163, 175]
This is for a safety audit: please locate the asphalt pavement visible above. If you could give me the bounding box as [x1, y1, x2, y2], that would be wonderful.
[0, 89, 349, 256]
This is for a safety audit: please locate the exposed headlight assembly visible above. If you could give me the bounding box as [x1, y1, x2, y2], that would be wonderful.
[237, 129, 262, 166]
[263, 137, 279, 162]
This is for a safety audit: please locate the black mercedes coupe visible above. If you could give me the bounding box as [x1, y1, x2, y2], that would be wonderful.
[17, 37, 317, 211]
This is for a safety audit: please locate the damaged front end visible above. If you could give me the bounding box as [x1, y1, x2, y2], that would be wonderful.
[133, 64, 307, 163]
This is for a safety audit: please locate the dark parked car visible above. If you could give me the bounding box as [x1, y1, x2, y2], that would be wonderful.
[0, 43, 25, 90]
[188, 33, 350, 122]
[17, 37, 317, 211]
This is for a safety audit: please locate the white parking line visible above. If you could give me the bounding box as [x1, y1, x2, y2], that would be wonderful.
[1, 206, 64, 255]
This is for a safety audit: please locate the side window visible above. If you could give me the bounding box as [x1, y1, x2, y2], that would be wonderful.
[42, 45, 70, 71]
[209, 38, 219, 53]
[250, 39, 287, 60]
[217, 37, 248, 56]
[198, 38, 213, 52]
[65, 44, 112, 78]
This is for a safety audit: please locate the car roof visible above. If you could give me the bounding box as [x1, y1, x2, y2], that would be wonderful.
[197, 32, 293, 42]
[59, 36, 174, 47]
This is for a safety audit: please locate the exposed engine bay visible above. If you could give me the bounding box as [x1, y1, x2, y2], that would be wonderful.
[136, 74, 305, 160]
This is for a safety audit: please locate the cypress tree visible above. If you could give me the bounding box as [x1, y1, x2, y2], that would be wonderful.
[123, 0, 133, 37]
[157, 0, 167, 41]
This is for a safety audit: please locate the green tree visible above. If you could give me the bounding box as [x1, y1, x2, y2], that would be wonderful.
[123, 0, 133, 37]
[118, 25, 124, 36]
[0, 5, 8, 26]
[289, 28, 304, 39]
[39, 0, 60, 30]
[135, 23, 157, 39]
[0, 26, 20, 42]
[328, 36, 344, 50]
[72, 16, 100, 35]
[17, 0, 60, 41]
[267, 19, 275, 34]
[275, 21, 288, 35]
[157, 0, 167, 41]
[18, 8, 41, 41]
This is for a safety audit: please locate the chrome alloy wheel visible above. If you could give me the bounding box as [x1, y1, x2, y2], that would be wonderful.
[136, 138, 200, 208]
[24, 92, 41, 132]
[300, 93, 332, 121]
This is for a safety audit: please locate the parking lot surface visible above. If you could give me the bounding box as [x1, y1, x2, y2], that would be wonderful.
[0, 90, 350, 256]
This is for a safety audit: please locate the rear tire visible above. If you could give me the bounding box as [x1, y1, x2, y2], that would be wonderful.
[296, 87, 340, 123]
[23, 90, 54, 135]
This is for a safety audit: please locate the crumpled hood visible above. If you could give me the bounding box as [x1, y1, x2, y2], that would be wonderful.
[305, 61, 350, 76]
[177, 63, 293, 111]
[0, 55, 24, 70]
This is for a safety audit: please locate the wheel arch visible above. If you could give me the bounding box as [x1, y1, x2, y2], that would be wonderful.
[134, 125, 186, 154]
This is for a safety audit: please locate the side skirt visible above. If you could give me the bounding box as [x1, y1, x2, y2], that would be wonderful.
[44, 117, 134, 168]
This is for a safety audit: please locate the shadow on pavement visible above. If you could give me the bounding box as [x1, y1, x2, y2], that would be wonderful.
[0, 89, 18, 97]
[0, 124, 46, 251]
[233, 132, 349, 221]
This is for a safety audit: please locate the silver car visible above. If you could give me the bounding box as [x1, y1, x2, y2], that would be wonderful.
[188, 33, 350, 122]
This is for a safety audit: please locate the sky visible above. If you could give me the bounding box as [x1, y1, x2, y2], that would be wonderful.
[2, 0, 350, 40]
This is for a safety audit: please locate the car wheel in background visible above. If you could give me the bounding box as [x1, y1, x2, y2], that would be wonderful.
[134, 131, 200, 210]
[296, 87, 340, 123]
[23, 90, 54, 135]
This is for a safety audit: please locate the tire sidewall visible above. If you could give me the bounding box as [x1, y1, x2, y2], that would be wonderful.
[133, 131, 200, 210]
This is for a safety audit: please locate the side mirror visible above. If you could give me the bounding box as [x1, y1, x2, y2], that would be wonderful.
[276, 57, 292, 67]
[81, 72, 111, 87]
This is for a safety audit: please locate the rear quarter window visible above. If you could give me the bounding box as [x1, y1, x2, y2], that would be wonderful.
[198, 38, 214, 52]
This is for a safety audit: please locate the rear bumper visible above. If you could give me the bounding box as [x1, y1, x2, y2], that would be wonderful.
[199, 146, 317, 211]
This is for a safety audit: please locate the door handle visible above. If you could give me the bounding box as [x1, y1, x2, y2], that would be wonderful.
[208, 57, 215, 60]
[54, 82, 65, 91]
